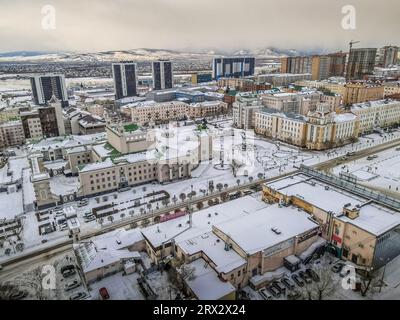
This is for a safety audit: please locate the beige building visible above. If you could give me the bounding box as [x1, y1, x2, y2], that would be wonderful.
[77, 123, 212, 197]
[263, 172, 400, 270]
[260, 91, 322, 115]
[383, 82, 400, 96]
[254, 109, 308, 147]
[187, 101, 228, 119]
[126, 100, 228, 126]
[74, 228, 145, 284]
[141, 196, 320, 292]
[0, 120, 25, 149]
[254, 104, 359, 150]
[306, 104, 359, 150]
[128, 101, 188, 125]
[350, 99, 400, 134]
[232, 92, 262, 129]
[342, 82, 385, 106]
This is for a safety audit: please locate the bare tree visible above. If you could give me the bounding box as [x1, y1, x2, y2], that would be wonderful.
[299, 262, 338, 300]
[179, 193, 186, 203]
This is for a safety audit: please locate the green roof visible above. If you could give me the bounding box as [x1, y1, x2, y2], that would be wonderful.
[123, 123, 139, 132]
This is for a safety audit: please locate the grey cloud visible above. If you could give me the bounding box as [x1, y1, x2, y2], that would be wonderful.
[0, 0, 398, 52]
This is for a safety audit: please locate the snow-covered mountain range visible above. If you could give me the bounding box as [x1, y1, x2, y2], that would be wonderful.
[0, 47, 313, 63]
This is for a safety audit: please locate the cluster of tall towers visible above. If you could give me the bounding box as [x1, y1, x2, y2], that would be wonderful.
[112, 60, 173, 100]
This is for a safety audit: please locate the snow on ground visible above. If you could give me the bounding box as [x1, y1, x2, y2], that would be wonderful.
[0, 189, 24, 219]
[49, 175, 80, 196]
[88, 272, 145, 300]
[332, 145, 400, 195]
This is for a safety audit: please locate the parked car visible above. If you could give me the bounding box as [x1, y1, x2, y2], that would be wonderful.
[9, 291, 27, 300]
[60, 224, 68, 231]
[331, 262, 345, 273]
[64, 280, 81, 291]
[62, 269, 76, 278]
[69, 292, 87, 300]
[281, 277, 295, 290]
[272, 280, 286, 294]
[41, 239, 48, 244]
[258, 288, 273, 300]
[306, 268, 320, 282]
[61, 265, 75, 273]
[346, 152, 356, 157]
[99, 287, 110, 300]
[298, 271, 312, 284]
[77, 199, 88, 207]
[266, 285, 281, 298]
[291, 274, 304, 287]
[55, 210, 64, 217]
[84, 215, 96, 222]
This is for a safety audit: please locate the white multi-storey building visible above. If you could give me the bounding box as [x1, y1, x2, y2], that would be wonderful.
[351, 99, 400, 133]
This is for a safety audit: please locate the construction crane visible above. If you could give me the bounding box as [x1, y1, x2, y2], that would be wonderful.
[349, 40, 360, 51]
[346, 40, 361, 82]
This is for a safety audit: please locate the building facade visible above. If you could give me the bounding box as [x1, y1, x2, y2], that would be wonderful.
[152, 60, 173, 90]
[30, 74, 69, 107]
[0, 121, 25, 149]
[213, 57, 255, 79]
[112, 62, 138, 100]
[346, 48, 377, 80]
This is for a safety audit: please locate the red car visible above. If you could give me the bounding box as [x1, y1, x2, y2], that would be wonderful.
[99, 287, 109, 300]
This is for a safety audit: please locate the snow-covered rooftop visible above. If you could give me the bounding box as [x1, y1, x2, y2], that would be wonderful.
[177, 231, 246, 274]
[184, 258, 236, 300]
[74, 228, 143, 273]
[141, 196, 267, 248]
[266, 174, 400, 236]
[213, 204, 319, 255]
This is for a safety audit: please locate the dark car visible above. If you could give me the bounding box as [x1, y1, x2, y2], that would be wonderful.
[281, 277, 295, 290]
[266, 285, 281, 298]
[272, 281, 286, 294]
[99, 287, 110, 300]
[69, 292, 87, 300]
[331, 262, 345, 273]
[306, 268, 320, 282]
[298, 271, 312, 284]
[291, 274, 304, 287]
[62, 269, 76, 278]
[61, 264, 75, 273]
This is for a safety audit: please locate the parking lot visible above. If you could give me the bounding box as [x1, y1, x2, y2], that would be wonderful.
[240, 252, 364, 301]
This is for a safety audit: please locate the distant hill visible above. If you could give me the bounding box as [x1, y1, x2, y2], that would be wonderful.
[0, 47, 319, 63]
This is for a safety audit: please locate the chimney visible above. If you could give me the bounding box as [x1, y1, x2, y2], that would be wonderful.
[343, 204, 360, 219]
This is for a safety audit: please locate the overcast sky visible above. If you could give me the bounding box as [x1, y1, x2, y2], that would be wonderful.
[0, 0, 399, 53]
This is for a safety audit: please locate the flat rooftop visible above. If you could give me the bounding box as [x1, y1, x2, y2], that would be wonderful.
[266, 173, 400, 236]
[184, 258, 236, 300]
[141, 196, 267, 248]
[213, 204, 319, 255]
[177, 231, 246, 274]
